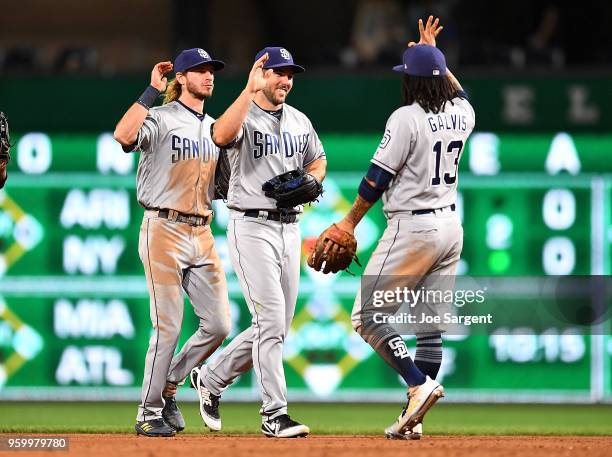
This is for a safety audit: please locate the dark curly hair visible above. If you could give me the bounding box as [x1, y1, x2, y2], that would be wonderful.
[402, 75, 460, 114]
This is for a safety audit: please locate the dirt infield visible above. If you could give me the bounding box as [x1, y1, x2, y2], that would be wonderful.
[2, 435, 611, 457]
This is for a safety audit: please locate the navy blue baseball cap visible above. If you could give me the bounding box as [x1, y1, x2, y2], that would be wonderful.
[255, 46, 305, 73]
[174, 48, 225, 73]
[393, 44, 447, 77]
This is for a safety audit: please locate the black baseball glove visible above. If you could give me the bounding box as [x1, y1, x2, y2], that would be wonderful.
[262, 169, 323, 209]
[214, 149, 231, 201]
[0, 112, 11, 164]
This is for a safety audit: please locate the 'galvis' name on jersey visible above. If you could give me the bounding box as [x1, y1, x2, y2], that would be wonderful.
[427, 113, 468, 133]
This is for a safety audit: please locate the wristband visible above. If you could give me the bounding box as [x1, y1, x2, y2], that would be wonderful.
[137, 85, 161, 110]
[358, 178, 384, 203]
[366, 163, 394, 187]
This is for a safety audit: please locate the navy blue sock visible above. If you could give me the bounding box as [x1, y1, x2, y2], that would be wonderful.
[414, 334, 442, 379]
[378, 334, 426, 386]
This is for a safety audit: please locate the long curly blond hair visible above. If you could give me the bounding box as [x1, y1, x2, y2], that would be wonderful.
[163, 78, 182, 104]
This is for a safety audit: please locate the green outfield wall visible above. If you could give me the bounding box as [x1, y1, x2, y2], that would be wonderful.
[0, 131, 610, 402]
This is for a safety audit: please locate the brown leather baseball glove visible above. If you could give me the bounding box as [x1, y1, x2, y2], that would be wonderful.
[308, 224, 360, 274]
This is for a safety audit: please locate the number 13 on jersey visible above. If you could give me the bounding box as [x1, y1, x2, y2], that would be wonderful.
[431, 139, 464, 186]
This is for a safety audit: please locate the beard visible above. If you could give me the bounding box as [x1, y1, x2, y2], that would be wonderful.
[263, 85, 289, 106]
[186, 79, 212, 100]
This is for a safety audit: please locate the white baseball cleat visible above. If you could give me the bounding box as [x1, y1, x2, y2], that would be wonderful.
[406, 422, 423, 440]
[384, 376, 443, 438]
[384, 422, 423, 440]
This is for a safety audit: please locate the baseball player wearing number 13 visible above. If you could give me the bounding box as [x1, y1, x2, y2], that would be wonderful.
[308, 17, 475, 439]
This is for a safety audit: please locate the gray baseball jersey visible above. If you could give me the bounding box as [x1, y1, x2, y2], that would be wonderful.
[127, 101, 219, 217]
[224, 102, 325, 211]
[199, 100, 325, 420]
[123, 100, 230, 423]
[353, 94, 475, 357]
[372, 96, 475, 214]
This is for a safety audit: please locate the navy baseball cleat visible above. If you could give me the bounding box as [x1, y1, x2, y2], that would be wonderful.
[385, 376, 443, 438]
[262, 414, 309, 438]
[135, 418, 176, 437]
[191, 366, 222, 431]
[162, 395, 185, 432]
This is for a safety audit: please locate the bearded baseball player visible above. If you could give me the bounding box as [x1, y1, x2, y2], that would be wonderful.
[188, 47, 326, 438]
[113, 48, 231, 437]
[309, 17, 475, 439]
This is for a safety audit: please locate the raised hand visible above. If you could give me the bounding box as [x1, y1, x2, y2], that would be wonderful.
[246, 53, 269, 94]
[150, 61, 173, 91]
[408, 15, 444, 48]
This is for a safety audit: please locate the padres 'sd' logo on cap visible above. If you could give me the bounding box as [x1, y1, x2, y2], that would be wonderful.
[198, 49, 210, 59]
[280, 48, 291, 60]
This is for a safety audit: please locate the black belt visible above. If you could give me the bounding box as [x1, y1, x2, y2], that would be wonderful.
[156, 209, 209, 226]
[244, 209, 299, 223]
[412, 204, 456, 215]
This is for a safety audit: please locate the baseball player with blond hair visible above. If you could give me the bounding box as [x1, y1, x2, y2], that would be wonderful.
[114, 48, 231, 437]
[308, 17, 475, 439]
[189, 46, 327, 438]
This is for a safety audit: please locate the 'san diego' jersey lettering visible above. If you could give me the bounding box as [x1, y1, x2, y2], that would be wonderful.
[252, 131, 310, 159]
[170, 135, 217, 163]
[126, 101, 219, 216]
[223, 102, 326, 212]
